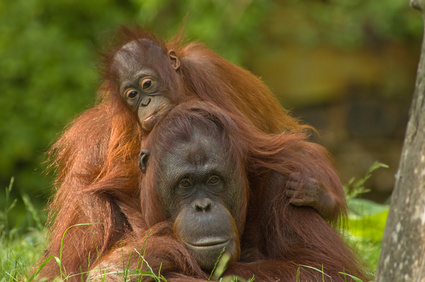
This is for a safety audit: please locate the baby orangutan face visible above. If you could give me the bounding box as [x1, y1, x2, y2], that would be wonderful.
[112, 39, 180, 132]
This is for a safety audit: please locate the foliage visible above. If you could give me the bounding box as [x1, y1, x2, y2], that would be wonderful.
[0, 179, 46, 281]
[264, 0, 422, 47]
[343, 162, 390, 275]
[0, 0, 134, 221]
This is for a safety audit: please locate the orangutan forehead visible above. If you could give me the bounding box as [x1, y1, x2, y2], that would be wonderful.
[118, 39, 164, 58]
[112, 39, 165, 72]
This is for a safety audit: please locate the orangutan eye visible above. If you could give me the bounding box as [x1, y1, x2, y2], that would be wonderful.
[125, 89, 139, 99]
[179, 179, 192, 189]
[207, 175, 221, 186]
[141, 78, 153, 90]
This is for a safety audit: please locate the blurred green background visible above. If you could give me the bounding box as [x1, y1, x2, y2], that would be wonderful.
[0, 0, 422, 229]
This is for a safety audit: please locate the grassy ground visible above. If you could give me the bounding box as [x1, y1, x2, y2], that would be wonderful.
[0, 162, 388, 281]
[1, 178, 47, 281]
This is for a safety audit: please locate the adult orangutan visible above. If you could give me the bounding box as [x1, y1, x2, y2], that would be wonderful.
[37, 26, 347, 280]
[88, 101, 368, 281]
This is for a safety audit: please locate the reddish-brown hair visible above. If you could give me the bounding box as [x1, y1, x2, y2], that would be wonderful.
[38, 26, 349, 280]
[89, 101, 367, 281]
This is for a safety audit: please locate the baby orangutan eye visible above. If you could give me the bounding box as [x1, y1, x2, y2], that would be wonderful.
[141, 78, 153, 90]
[125, 89, 139, 99]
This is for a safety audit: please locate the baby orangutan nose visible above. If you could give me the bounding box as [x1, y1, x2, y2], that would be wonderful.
[141, 96, 151, 107]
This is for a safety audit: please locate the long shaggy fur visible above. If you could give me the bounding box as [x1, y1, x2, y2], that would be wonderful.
[37, 26, 361, 281]
[91, 101, 368, 281]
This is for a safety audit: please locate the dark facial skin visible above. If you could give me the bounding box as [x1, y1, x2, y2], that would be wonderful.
[112, 39, 180, 131]
[140, 129, 244, 271]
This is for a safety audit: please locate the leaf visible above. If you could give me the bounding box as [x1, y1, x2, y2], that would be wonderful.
[348, 210, 388, 241]
[348, 198, 389, 217]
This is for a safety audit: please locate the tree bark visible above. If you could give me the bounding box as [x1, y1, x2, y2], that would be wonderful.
[375, 1, 425, 281]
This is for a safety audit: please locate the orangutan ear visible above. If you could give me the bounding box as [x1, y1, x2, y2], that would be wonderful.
[138, 149, 150, 174]
[168, 50, 180, 70]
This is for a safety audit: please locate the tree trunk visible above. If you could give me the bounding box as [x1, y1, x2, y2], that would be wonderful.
[375, 1, 425, 281]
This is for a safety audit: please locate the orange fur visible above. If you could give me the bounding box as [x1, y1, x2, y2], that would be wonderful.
[37, 26, 355, 280]
[91, 101, 368, 281]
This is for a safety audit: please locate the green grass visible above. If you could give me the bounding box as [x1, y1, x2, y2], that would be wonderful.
[343, 162, 389, 273]
[0, 178, 47, 282]
[1, 163, 389, 281]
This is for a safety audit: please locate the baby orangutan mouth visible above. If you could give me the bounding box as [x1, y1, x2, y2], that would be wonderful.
[141, 104, 172, 132]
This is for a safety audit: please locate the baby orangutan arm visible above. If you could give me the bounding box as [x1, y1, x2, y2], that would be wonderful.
[286, 173, 340, 221]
